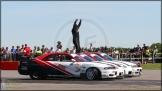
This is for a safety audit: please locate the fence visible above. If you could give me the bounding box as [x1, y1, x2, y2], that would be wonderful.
[105, 52, 161, 64]
[0, 52, 161, 64]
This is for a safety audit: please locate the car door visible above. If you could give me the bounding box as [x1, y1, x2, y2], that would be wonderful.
[41, 54, 59, 76]
[57, 54, 81, 77]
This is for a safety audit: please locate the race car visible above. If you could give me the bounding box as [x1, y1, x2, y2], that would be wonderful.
[99, 53, 142, 76]
[79, 53, 132, 77]
[18, 52, 118, 80]
[84, 52, 142, 76]
[99, 52, 142, 67]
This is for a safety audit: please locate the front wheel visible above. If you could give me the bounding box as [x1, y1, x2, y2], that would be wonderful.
[29, 68, 42, 80]
[86, 68, 98, 80]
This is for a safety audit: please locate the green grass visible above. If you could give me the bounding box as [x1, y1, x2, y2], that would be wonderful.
[142, 63, 161, 70]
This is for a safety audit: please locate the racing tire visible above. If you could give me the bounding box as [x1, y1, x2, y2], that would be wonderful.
[86, 68, 98, 80]
[137, 71, 142, 77]
[29, 68, 42, 80]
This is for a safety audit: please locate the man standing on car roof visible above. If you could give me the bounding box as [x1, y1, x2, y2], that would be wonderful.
[72, 19, 82, 53]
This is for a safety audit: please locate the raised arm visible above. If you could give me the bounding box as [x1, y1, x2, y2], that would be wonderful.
[73, 19, 78, 28]
[78, 19, 82, 29]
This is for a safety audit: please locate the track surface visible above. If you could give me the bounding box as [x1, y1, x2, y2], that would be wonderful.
[1, 70, 161, 90]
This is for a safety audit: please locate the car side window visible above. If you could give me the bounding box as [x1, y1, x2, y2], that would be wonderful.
[61, 54, 73, 62]
[42, 54, 57, 61]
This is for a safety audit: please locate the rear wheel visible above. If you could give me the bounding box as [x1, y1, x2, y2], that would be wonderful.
[86, 68, 98, 80]
[29, 68, 42, 80]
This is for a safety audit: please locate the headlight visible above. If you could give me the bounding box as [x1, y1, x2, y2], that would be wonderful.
[104, 67, 117, 70]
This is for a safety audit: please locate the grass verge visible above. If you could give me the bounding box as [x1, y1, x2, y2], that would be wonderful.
[142, 63, 161, 70]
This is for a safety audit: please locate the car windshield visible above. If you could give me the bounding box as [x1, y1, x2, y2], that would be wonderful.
[75, 56, 87, 62]
[104, 55, 114, 60]
[93, 55, 104, 61]
[83, 56, 94, 62]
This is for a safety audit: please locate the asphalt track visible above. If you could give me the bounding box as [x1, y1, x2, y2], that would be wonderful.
[1, 70, 161, 90]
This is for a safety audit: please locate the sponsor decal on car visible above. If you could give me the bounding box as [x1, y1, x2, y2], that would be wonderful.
[47, 74, 70, 77]
[82, 64, 94, 66]
[58, 64, 66, 69]
[75, 66, 80, 72]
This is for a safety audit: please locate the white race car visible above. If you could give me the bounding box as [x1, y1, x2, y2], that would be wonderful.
[18, 52, 118, 80]
[100, 53, 142, 76]
[79, 53, 126, 78]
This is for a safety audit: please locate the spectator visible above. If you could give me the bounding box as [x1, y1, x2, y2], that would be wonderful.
[89, 43, 93, 52]
[114, 49, 119, 59]
[44, 48, 49, 54]
[93, 47, 96, 52]
[56, 41, 62, 52]
[81, 47, 86, 52]
[33, 46, 37, 57]
[120, 49, 125, 58]
[136, 44, 141, 52]
[142, 44, 147, 51]
[136, 44, 141, 61]
[3, 47, 10, 61]
[23, 44, 32, 57]
[49, 47, 55, 53]
[16, 46, 20, 61]
[21, 44, 24, 50]
[101, 47, 105, 53]
[65, 48, 70, 53]
[11, 45, 16, 61]
[153, 46, 158, 63]
[144, 47, 150, 64]
[97, 47, 101, 53]
[18, 48, 24, 58]
[72, 46, 76, 53]
[1, 47, 5, 61]
[41, 45, 45, 54]
[35, 47, 42, 57]
[104, 46, 108, 54]
[0, 48, 3, 61]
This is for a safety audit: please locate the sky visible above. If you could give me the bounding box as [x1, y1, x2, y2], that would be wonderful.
[1, 1, 161, 50]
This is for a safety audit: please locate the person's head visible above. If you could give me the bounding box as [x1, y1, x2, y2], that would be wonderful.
[137, 44, 140, 47]
[6, 47, 8, 50]
[25, 44, 27, 47]
[57, 41, 61, 44]
[45, 48, 48, 51]
[66, 48, 69, 51]
[2, 46, 4, 49]
[51, 47, 53, 50]
[42, 45, 45, 48]
[154, 46, 157, 49]
[19, 49, 21, 51]
[73, 46, 76, 49]
[12, 45, 14, 49]
[37, 47, 40, 50]
[34, 46, 36, 49]
[90, 43, 92, 46]
[22, 45, 24, 48]
[17, 46, 20, 49]
[143, 44, 145, 47]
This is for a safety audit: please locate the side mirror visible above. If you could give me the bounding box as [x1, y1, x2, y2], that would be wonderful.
[71, 59, 76, 62]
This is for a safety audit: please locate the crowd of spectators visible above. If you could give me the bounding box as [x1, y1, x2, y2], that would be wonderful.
[0, 42, 158, 64]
